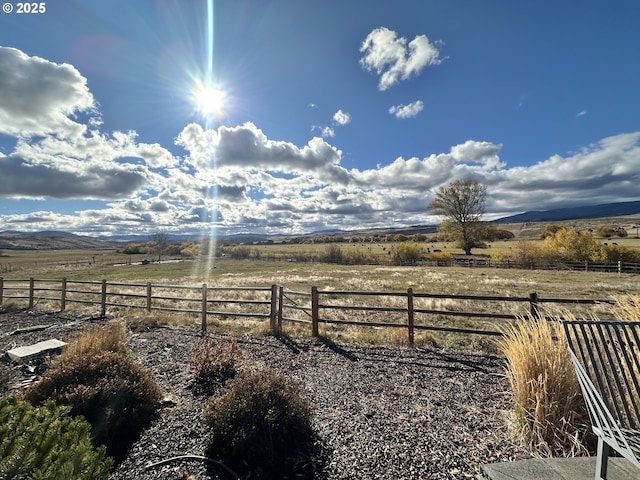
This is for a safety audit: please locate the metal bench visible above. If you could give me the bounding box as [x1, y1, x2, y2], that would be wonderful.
[562, 320, 640, 480]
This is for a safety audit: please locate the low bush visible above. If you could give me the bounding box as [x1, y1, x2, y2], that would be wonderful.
[24, 351, 162, 462]
[203, 370, 316, 479]
[498, 317, 592, 456]
[428, 251, 453, 262]
[189, 336, 243, 393]
[392, 242, 424, 265]
[226, 245, 252, 259]
[0, 396, 112, 479]
[0, 301, 20, 313]
[602, 244, 640, 263]
[321, 244, 344, 263]
[342, 248, 375, 265]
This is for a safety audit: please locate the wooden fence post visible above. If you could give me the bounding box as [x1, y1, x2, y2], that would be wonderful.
[311, 286, 319, 337]
[618, 261, 622, 277]
[269, 284, 278, 334]
[60, 278, 67, 312]
[407, 288, 415, 347]
[100, 279, 107, 316]
[0, 277, 3, 305]
[146, 282, 152, 312]
[278, 286, 284, 332]
[529, 292, 539, 319]
[28, 277, 35, 309]
[201, 283, 208, 335]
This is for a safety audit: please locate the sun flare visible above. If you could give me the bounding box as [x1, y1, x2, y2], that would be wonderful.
[192, 81, 227, 118]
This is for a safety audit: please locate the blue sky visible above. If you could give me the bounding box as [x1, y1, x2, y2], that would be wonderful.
[1, 0, 639, 237]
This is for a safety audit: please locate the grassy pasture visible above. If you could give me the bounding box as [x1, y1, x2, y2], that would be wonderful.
[250, 235, 640, 262]
[2, 245, 639, 298]
[1, 245, 639, 350]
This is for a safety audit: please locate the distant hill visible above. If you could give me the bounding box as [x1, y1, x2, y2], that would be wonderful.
[494, 201, 640, 223]
[4, 200, 640, 250]
[0, 231, 116, 250]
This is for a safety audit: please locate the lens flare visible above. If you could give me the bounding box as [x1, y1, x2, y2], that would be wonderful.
[191, 80, 227, 119]
[201, 0, 218, 278]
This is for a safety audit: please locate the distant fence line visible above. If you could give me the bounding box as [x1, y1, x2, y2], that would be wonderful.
[214, 254, 640, 274]
[0, 277, 616, 345]
[445, 258, 640, 274]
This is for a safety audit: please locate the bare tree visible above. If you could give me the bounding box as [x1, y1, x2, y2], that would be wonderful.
[150, 231, 170, 262]
[427, 179, 487, 255]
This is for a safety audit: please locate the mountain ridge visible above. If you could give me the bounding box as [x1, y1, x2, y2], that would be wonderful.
[494, 200, 640, 223]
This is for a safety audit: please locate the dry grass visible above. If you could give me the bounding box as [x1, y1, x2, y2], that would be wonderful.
[610, 293, 640, 320]
[59, 321, 128, 362]
[123, 310, 190, 331]
[498, 314, 592, 457]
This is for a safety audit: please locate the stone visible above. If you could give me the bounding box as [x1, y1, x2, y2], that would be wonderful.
[6, 339, 66, 363]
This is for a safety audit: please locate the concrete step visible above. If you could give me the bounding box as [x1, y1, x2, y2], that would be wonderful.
[6, 339, 66, 363]
[481, 456, 637, 480]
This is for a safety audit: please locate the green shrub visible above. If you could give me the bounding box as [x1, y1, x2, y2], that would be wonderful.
[203, 370, 316, 479]
[24, 351, 162, 462]
[189, 336, 243, 393]
[0, 396, 112, 480]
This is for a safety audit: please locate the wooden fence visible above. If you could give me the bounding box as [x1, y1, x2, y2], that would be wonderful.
[427, 258, 640, 274]
[0, 277, 615, 345]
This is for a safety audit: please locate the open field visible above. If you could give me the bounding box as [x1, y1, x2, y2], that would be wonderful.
[1, 248, 639, 295]
[3, 232, 640, 279]
[1, 245, 638, 351]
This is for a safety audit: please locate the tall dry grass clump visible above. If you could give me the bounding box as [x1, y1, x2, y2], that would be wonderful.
[610, 294, 640, 320]
[59, 321, 128, 362]
[499, 316, 592, 457]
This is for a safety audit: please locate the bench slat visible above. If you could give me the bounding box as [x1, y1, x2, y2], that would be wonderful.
[562, 320, 640, 479]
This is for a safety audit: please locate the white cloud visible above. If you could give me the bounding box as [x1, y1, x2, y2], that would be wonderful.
[322, 126, 335, 138]
[333, 109, 351, 126]
[5, 127, 640, 236]
[577, 110, 588, 117]
[360, 27, 443, 91]
[389, 100, 424, 119]
[0, 128, 177, 200]
[2, 48, 640, 236]
[0, 47, 96, 138]
[315, 109, 351, 138]
[176, 121, 349, 184]
[450, 140, 504, 168]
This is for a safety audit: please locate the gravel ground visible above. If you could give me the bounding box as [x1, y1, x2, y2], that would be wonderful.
[0, 310, 530, 479]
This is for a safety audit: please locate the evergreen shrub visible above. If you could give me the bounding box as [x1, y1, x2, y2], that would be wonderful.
[0, 396, 112, 480]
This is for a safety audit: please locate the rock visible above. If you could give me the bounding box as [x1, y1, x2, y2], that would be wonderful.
[6, 338, 66, 363]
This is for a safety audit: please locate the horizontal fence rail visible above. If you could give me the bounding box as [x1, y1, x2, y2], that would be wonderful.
[0, 277, 616, 344]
